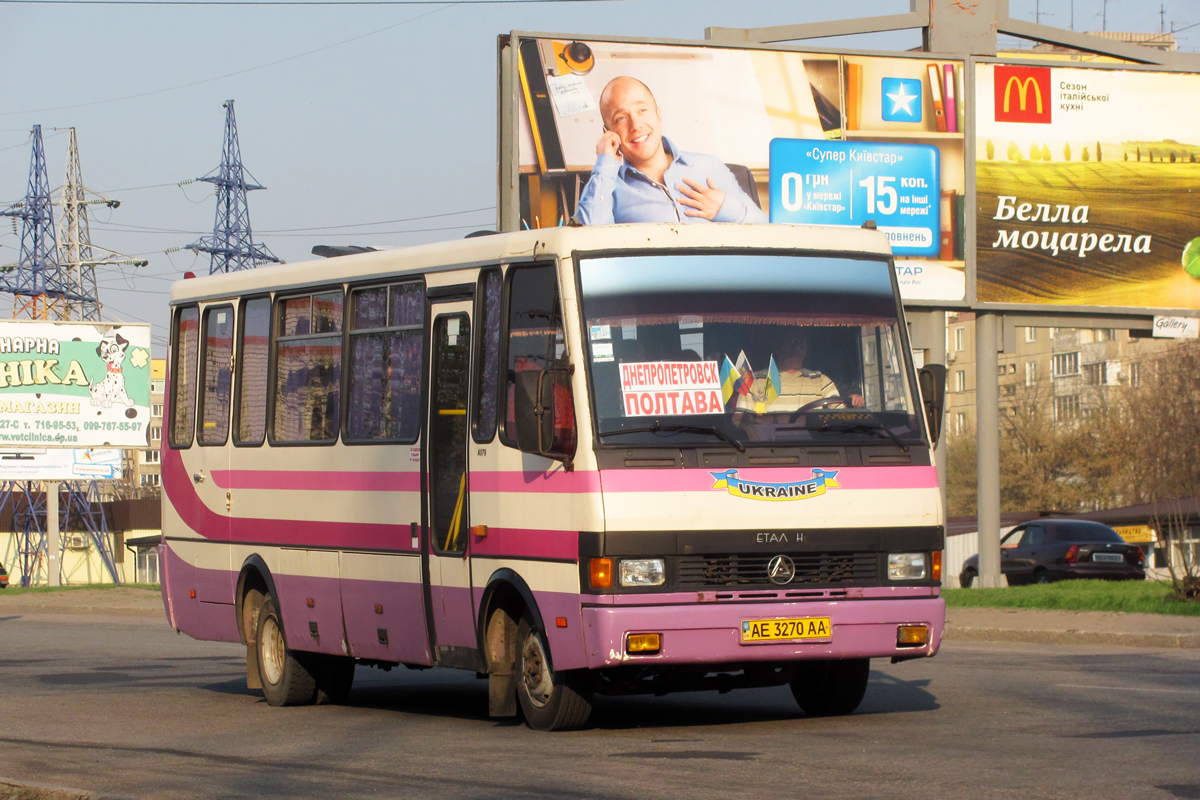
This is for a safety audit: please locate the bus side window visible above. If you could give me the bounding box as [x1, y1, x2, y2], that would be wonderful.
[169, 305, 200, 448]
[473, 267, 502, 443]
[501, 264, 564, 444]
[272, 290, 344, 443]
[346, 281, 424, 442]
[235, 296, 270, 446]
[198, 305, 234, 445]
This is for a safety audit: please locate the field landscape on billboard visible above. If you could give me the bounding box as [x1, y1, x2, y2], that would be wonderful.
[512, 37, 966, 302]
[975, 63, 1200, 310]
[0, 322, 152, 448]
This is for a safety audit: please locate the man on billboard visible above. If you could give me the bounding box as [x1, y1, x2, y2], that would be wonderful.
[573, 76, 768, 225]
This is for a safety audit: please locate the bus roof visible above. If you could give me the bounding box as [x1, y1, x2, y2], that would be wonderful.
[168, 223, 893, 305]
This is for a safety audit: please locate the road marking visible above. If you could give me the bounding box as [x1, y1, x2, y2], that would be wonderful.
[1055, 683, 1200, 695]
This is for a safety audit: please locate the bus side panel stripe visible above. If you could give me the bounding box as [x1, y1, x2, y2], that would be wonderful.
[212, 470, 422, 492]
[470, 528, 579, 560]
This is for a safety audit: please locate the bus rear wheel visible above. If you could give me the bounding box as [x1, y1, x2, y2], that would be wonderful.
[516, 616, 593, 731]
[256, 597, 318, 707]
[790, 658, 870, 717]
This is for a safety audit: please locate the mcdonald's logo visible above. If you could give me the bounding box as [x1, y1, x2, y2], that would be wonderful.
[994, 66, 1052, 124]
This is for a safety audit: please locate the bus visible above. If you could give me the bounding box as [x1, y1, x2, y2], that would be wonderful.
[161, 222, 947, 730]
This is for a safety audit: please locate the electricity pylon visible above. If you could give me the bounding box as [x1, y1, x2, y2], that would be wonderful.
[0, 125, 122, 585]
[0, 125, 80, 318]
[188, 100, 279, 273]
[58, 127, 148, 322]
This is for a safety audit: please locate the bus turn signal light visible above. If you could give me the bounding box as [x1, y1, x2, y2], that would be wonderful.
[931, 550, 942, 581]
[897, 625, 929, 646]
[626, 633, 661, 654]
[589, 558, 613, 589]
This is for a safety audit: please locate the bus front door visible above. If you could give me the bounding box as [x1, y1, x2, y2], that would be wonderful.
[425, 302, 478, 665]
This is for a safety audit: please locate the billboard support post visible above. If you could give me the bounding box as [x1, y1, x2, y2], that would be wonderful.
[975, 313, 1003, 588]
[46, 481, 60, 588]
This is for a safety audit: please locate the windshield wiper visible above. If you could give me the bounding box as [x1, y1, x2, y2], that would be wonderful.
[599, 421, 746, 452]
[818, 414, 909, 452]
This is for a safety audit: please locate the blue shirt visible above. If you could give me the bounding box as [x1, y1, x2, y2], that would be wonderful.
[573, 137, 769, 226]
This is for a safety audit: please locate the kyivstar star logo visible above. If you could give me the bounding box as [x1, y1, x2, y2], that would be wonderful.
[994, 65, 1052, 124]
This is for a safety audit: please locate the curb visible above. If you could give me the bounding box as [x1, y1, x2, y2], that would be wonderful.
[1, 776, 137, 800]
[0, 605, 162, 619]
[945, 625, 1200, 649]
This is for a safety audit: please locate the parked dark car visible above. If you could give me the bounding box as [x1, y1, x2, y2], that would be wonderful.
[0, 560, 8, 589]
[960, 520, 1145, 587]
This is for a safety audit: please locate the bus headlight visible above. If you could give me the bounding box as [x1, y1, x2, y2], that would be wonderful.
[887, 553, 927, 581]
[619, 558, 665, 587]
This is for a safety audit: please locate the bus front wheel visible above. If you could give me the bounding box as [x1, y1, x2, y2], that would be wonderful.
[515, 616, 593, 731]
[256, 597, 318, 706]
[790, 658, 870, 716]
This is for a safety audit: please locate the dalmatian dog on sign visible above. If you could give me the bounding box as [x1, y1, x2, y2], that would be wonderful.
[90, 332, 135, 409]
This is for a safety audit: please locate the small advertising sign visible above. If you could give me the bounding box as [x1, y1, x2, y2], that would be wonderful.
[0, 448, 123, 480]
[1152, 316, 1200, 339]
[768, 139, 942, 257]
[0, 322, 152, 448]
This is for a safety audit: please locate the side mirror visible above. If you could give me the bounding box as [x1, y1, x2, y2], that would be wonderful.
[917, 363, 946, 446]
[514, 367, 577, 465]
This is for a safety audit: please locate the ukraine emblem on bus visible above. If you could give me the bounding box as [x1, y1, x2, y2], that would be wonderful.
[709, 468, 841, 501]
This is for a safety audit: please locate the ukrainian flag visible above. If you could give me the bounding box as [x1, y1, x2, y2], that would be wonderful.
[720, 355, 738, 405]
[764, 355, 781, 404]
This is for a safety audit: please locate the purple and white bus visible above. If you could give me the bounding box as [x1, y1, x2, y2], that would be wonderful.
[161, 222, 947, 730]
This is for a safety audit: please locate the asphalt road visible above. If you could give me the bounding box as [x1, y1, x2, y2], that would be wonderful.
[1, 612, 1198, 800]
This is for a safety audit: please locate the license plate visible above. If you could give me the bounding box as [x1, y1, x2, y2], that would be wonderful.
[1093, 552, 1123, 563]
[741, 617, 832, 643]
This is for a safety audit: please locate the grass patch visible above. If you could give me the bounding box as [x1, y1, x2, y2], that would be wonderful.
[944, 579, 1200, 617]
[0, 583, 159, 596]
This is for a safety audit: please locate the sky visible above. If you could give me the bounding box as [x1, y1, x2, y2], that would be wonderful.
[0, 0, 1194, 353]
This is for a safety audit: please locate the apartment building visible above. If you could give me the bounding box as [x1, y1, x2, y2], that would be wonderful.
[942, 313, 1170, 435]
[126, 358, 164, 495]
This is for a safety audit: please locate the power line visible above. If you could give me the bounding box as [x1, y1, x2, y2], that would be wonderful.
[1, 2, 456, 116]
[0, 0, 613, 3]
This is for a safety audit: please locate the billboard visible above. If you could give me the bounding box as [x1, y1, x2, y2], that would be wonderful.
[0, 448, 123, 480]
[0, 322, 152, 448]
[975, 63, 1200, 310]
[509, 37, 966, 303]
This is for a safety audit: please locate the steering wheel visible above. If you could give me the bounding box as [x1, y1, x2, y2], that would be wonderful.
[788, 396, 848, 423]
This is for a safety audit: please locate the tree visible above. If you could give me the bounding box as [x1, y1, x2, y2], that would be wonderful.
[1082, 146, 1090, 162]
[1063, 142, 1072, 162]
[1136, 147, 1141, 162]
[1029, 139, 1041, 161]
[986, 139, 995, 160]
[1170, 151, 1178, 163]
[1096, 142, 1102, 162]
[1007, 141, 1022, 162]
[1041, 143, 1051, 162]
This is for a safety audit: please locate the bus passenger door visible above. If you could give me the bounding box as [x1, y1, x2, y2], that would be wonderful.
[192, 304, 235, 603]
[425, 302, 478, 663]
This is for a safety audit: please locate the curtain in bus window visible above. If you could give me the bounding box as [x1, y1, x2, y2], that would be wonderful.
[199, 305, 234, 445]
[273, 291, 343, 443]
[236, 297, 270, 445]
[347, 282, 424, 442]
[474, 269, 502, 441]
[170, 306, 200, 447]
[504, 265, 564, 440]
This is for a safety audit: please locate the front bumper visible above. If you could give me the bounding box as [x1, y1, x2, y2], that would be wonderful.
[581, 596, 944, 669]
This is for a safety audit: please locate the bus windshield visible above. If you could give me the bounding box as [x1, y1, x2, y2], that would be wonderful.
[578, 253, 922, 448]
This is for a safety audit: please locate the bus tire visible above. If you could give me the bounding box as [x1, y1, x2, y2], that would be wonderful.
[314, 655, 356, 705]
[255, 597, 318, 707]
[790, 658, 870, 717]
[515, 615, 593, 731]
